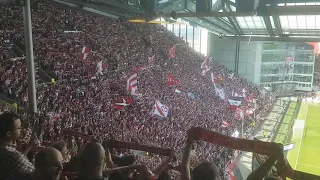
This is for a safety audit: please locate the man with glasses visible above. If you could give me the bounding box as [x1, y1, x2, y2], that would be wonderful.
[25, 147, 66, 180]
[0, 112, 35, 179]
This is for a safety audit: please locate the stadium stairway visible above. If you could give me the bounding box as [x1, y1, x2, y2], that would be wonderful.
[35, 63, 52, 84]
[235, 99, 289, 179]
[5, 43, 25, 58]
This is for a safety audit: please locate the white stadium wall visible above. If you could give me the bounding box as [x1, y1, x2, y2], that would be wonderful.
[208, 33, 262, 84]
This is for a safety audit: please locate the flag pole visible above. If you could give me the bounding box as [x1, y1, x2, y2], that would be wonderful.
[224, 130, 228, 180]
[241, 116, 244, 138]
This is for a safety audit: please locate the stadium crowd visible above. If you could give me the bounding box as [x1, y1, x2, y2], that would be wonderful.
[0, 0, 277, 179]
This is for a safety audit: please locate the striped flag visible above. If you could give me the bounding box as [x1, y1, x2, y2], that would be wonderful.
[153, 100, 169, 118]
[127, 72, 141, 96]
[168, 46, 176, 59]
[201, 56, 211, 76]
[80, 47, 91, 60]
[222, 120, 230, 128]
[235, 108, 244, 121]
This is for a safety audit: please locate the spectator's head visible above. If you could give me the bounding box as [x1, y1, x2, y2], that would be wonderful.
[0, 112, 21, 144]
[192, 162, 217, 180]
[34, 147, 64, 180]
[78, 142, 105, 178]
[52, 141, 68, 160]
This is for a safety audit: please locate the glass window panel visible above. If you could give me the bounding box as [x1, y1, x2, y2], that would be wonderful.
[200, 29, 208, 55]
[288, 16, 298, 28]
[180, 25, 187, 42]
[279, 16, 289, 29]
[173, 24, 180, 37]
[187, 26, 194, 47]
[246, 22, 255, 28]
[307, 15, 316, 29]
[193, 28, 201, 52]
[167, 24, 173, 31]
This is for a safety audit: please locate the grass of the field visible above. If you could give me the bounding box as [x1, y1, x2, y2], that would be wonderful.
[286, 103, 320, 176]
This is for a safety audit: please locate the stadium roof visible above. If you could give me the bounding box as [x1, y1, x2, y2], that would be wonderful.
[53, 0, 320, 42]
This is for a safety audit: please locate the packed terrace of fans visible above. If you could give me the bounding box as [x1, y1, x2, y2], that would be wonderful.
[0, 0, 276, 179]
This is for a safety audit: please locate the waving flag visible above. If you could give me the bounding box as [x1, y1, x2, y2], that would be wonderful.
[228, 97, 243, 111]
[168, 46, 176, 59]
[127, 72, 142, 96]
[201, 56, 211, 76]
[96, 61, 107, 75]
[235, 108, 244, 121]
[222, 120, 230, 128]
[242, 106, 254, 116]
[211, 72, 225, 100]
[80, 47, 91, 60]
[246, 93, 254, 103]
[213, 83, 225, 100]
[153, 100, 169, 118]
[167, 74, 180, 85]
[112, 97, 132, 110]
[241, 88, 246, 97]
[211, 73, 222, 84]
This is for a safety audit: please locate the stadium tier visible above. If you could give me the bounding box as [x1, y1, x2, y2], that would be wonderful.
[1, 0, 320, 180]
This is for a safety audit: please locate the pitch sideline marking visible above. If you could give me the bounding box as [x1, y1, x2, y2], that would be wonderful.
[297, 163, 320, 169]
[295, 104, 308, 169]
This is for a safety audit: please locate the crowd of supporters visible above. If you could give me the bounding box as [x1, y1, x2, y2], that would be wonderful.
[0, 0, 277, 179]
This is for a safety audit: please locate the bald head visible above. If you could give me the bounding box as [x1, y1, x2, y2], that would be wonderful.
[78, 142, 106, 178]
[34, 147, 63, 180]
[79, 142, 105, 167]
[35, 147, 63, 168]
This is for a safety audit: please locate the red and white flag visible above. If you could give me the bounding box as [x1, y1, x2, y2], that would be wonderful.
[201, 56, 211, 76]
[235, 108, 244, 121]
[246, 93, 254, 103]
[112, 97, 132, 110]
[96, 61, 107, 75]
[168, 46, 176, 59]
[167, 74, 180, 85]
[228, 98, 243, 111]
[211, 72, 222, 84]
[127, 72, 142, 96]
[222, 120, 230, 128]
[153, 100, 169, 118]
[80, 47, 91, 60]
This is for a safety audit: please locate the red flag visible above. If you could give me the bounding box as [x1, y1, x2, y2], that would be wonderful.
[167, 74, 180, 85]
[112, 97, 132, 110]
[168, 46, 176, 59]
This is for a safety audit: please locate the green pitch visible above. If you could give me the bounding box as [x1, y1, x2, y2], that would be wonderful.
[286, 103, 320, 176]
